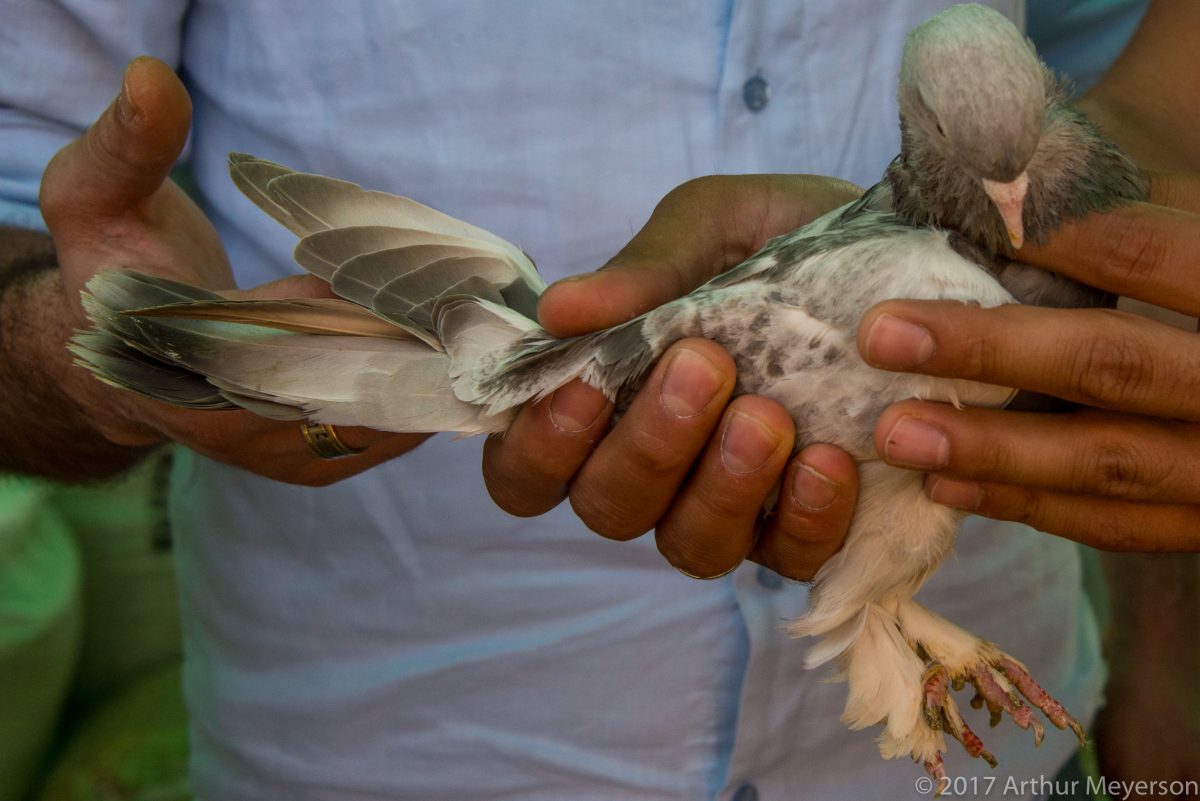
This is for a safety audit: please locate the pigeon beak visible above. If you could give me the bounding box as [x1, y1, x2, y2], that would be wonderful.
[981, 173, 1029, 250]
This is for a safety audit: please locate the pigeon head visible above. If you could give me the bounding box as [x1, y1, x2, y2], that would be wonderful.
[892, 4, 1050, 252]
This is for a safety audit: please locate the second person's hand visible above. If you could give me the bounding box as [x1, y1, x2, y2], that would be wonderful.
[483, 175, 865, 580]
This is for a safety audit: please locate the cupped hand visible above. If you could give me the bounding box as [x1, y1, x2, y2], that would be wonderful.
[483, 175, 864, 580]
[859, 171, 1200, 550]
[42, 57, 426, 485]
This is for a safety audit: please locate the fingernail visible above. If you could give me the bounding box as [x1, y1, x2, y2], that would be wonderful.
[549, 383, 609, 433]
[927, 476, 982, 511]
[883, 416, 950, 469]
[721, 412, 782, 474]
[864, 314, 936, 368]
[792, 462, 840, 511]
[117, 61, 142, 123]
[660, 348, 724, 418]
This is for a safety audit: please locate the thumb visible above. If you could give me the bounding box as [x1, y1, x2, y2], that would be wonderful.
[537, 174, 861, 337]
[40, 56, 192, 232]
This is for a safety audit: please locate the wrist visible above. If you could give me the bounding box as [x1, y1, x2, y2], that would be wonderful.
[0, 253, 162, 479]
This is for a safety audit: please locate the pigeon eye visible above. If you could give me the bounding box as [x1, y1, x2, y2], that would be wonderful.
[935, 121, 946, 137]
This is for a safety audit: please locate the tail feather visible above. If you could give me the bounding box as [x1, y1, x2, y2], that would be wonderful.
[133, 298, 412, 340]
[69, 331, 228, 407]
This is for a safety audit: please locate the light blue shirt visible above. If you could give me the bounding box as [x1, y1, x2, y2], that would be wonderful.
[1, 2, 1136, 799]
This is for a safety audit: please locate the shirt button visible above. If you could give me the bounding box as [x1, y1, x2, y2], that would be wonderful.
[755, 565, 783, 590]
[742, 74, 770, 112]
[732, 783, 760, 801]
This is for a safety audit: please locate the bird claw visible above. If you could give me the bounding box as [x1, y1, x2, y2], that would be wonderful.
[923, 752, 947, 797]
[967, 661, 1046, 747]
[922, 665, 998, 768]
[996, 656, 1087, 746]
[918, 647, 1084, 775]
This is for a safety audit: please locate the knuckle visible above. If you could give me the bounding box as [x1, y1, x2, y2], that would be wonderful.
[1079, 437, 1153, 498]
[1099, 212, 1171, 288]
[983, 482, 1041, 528]
[1067, 324, 1153, 407]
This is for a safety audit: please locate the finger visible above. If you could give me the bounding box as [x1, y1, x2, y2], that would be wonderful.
[568, 338, 735, 540]
[653, 395, 794, 578]
[292, 427, 432, 486]
[481, 380, 613, 517]
[926, 476, 1200, 552]
[859, 301, 1200, 420]
[1017, 199, 1200, 316]
[877, 402, 1200, 504]
[750, 442, 858, 581]
[41, 57, 191, 227]
[149, 404, 427, 486]
[1145, 170, 1200, 214]
[538, 175, 862, 336]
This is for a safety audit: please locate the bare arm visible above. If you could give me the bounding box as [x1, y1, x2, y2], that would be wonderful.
[1082, 0, 1200, 786]
[1, 57, 429, 485]
[0, 228, 155, 479]
[1080, 0, 1200, 172]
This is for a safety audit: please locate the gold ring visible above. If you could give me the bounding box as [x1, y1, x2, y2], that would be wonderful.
[300, 421, 365, 459]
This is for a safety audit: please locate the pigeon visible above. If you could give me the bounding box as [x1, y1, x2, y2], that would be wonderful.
[71, 3, 1145, 783]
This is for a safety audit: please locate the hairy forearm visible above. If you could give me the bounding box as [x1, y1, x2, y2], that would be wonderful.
[0, 226, 155, 480]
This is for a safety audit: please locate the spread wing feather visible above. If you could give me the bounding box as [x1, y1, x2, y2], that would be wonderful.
[72, 154, 554, 433]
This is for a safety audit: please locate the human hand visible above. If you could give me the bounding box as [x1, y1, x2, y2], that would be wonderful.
[483, 175, 864, 580]
[42, 57, 427, 484]
[858, 171, 1200, 550]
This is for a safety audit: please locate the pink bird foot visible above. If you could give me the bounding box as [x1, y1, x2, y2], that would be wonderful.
[923, 664, 998, 768]
[897, 599, 1087, 772]
[995, 656, 1087, 745]
[915, 649, 1086, 789]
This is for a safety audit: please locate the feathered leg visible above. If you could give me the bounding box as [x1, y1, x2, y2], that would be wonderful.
[788, 463, 1085, 782]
